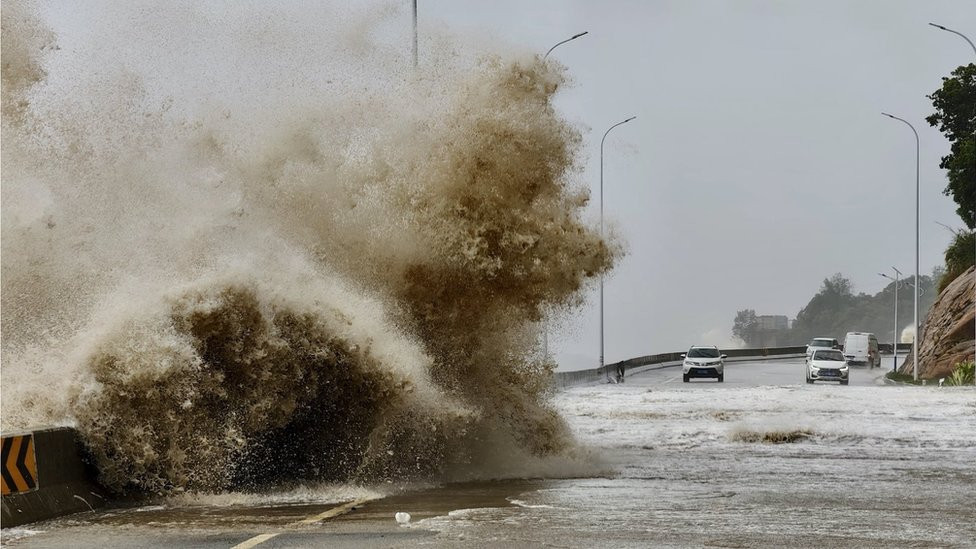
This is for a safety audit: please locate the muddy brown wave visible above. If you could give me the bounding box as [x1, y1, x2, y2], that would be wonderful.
[1, 1, 618, 494]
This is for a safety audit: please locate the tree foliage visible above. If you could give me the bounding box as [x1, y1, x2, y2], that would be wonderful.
[940, 229, 976, 293]
[734, 273, 939, 347]
[791, 273, 854, 340]
[732, 309, 759, 347]
[927, 63, 976, 229]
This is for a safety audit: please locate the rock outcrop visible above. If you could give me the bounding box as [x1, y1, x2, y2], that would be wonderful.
[899, 265, 975, 379]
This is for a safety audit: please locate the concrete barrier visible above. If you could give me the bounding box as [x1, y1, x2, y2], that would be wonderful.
[554, 346, 807, 389]
[1, 427, 109, 528]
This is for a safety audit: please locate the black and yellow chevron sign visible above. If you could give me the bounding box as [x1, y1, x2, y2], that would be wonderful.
[1, 434, 38, 495]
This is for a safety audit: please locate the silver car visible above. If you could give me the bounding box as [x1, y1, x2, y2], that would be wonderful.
[682, 346, 727, 382]
[806, 348, 850, 385]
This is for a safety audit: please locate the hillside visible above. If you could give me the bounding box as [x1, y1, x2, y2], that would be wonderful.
[898, 266, 975, 380]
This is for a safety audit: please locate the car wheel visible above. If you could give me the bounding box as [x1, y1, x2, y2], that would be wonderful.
[841, 379, 849, 385]
[806, 377, 813, 384]
[683, 373, 689, 383]
[717, 374, 724, 382]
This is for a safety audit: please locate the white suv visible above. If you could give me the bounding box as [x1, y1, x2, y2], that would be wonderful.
[682, 346, 727, 383]
[806, 348, 850, 385]
[806, 337, 840, 358]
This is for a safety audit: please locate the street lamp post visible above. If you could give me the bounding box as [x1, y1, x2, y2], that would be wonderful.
[879, 267, 902, 372]
[539, 31, 587, 365]
[878, 267, 901, 372]
[882, 112, 920, 381]
[929, 22, 976, 385]
[929, 23, 976, 56]
[600, 116, 637, 383]
[544, 31, 589, 60]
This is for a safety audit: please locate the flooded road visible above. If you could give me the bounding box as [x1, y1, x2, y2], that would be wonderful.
[4, 358, 975, 548]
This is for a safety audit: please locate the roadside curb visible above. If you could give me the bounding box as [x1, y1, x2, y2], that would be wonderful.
[882, 375, 907, 386]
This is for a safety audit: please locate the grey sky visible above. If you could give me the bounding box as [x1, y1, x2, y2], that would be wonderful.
[423, 0, 974, 369]
[36, 1, 975, 371]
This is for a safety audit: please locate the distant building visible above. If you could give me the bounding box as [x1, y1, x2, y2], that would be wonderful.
[750, 315, 791, 347]
[757, 315, 789, 331]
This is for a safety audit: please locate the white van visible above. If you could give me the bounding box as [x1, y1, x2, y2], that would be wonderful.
[843, 332, 880, 368]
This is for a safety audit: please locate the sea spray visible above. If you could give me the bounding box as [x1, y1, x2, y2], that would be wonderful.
[69, 273, 473, 492]
[1, 1, 619, 493]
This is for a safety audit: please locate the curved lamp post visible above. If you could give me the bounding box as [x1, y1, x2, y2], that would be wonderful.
[600, 116, 637, 382]
[929, 22, 975, 385]
[540, 31, 587, 364]
[929, 23, 976, 56]
[882, 112, 920, 381]
[544, 31, 589, 60]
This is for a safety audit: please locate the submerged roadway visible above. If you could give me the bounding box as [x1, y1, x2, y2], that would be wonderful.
[3, 357, 975, 548]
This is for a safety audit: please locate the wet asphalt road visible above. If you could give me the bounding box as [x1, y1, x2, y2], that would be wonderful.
[3, 356, 975, 548]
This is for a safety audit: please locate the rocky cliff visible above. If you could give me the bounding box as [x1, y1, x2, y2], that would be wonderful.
[899, 265, 975, 379]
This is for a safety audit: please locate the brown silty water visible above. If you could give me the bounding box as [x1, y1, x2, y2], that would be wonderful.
[1, 1, 619, 495]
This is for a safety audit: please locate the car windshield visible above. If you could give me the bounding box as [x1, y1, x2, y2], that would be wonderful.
[688, 347, 720, 358]
[810, 339, 833, 347]
[814, 349, 845, 361]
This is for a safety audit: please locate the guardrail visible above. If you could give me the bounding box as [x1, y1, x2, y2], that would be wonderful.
[553, 346, 807, 389]
[879, 343, 913, 354]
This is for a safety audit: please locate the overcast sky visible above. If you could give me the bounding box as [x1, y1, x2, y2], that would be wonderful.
[419, 0, 975, 369]
[37, 1, 975, 371]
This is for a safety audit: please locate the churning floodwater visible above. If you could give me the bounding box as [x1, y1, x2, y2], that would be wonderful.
[1, 1, 617, 495]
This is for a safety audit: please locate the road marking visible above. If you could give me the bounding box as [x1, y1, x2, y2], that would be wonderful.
[291, 497, 369, 525]
[228, 498, 371, 548]
[230, 533, 278, 549]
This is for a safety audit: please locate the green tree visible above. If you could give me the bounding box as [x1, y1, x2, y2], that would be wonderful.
[940, 229, 976, 292]
[926, 64, 975, 229]
[792, 274, 856, 341]
[791, 273, 937, 345]
[732, 272, 940, 349]
[732, 309, 759, 347]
